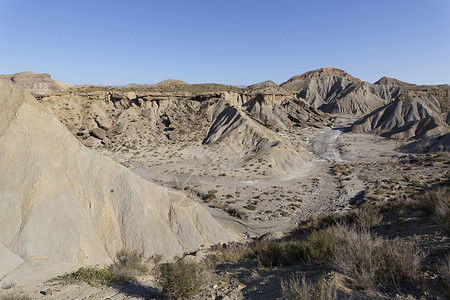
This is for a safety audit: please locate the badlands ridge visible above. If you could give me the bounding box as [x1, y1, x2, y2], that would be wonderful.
[0, 68, 448, 298]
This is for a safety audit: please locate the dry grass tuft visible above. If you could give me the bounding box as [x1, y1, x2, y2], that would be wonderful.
[281, 274, 337, 300]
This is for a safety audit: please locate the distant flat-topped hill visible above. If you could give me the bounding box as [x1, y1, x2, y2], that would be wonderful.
[153, 79, 189, 86]
[0, 71, 72, 96]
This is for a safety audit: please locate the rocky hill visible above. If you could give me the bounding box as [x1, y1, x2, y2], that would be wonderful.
[0, 71, 72, 96]
[247, 80, 278, 89]
[279, 68, 401, 115]
[0, 80, 236, 288]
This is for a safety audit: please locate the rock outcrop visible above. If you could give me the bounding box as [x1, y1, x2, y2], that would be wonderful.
[0, 71, 72, 96]
[0, 81, 236, 285]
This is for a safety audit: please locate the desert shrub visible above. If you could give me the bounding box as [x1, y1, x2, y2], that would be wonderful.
[0, 285, 30, 300]
[251, 240, 286, 267]
[209, 244, 249, 264]
[54, 249, 148, 286]
[244, 204, 257, 210]
[418, 188, 450, 234]
[330, 225, 423, 290]
[437, 255, 450, 299]
[301, 230, 335, 263]
[378, 239, 423, 287]
[281, 275, 337, 300]
[251, 230, 334, 267]
[54, 266, 117, 286]
[204, 194, 216, 203]
[159, 260, 204, 299]
[109, 249, 148, 279]
[151, 253, 164, 264]
[227, 207, 248, 219]
[355, 203, 381, 229]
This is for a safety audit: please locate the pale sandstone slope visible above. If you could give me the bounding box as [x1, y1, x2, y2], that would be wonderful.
[0, 81, 235, 285]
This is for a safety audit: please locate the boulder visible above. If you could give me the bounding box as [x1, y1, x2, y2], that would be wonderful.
[91, 127, 107, 140]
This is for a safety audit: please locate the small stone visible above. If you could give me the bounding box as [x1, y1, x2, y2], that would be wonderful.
[141, 109, 151, 117]
[45, 288, 53, 295]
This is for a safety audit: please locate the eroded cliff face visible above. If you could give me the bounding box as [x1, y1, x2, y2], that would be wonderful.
[38, 87, 331, 176]
[0, 81, 237, 284]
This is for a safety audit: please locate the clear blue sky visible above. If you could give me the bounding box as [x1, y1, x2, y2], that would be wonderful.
[1, 0, 449, 86]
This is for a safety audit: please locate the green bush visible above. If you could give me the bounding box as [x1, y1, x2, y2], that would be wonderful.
[300, 230, 335, 264]
[54, 266, 117, 286]
[250, 230, 334, 267]
[244, 204, 257, 210]
[53, 249, 148, 286]
[159, 260, 204, 299]
[251, 240, 286, 267]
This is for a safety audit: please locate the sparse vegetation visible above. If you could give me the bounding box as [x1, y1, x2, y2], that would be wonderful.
[417, 187, 450, 234]
[437, 255, 450, 299]
[0, 284, 30, 300]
